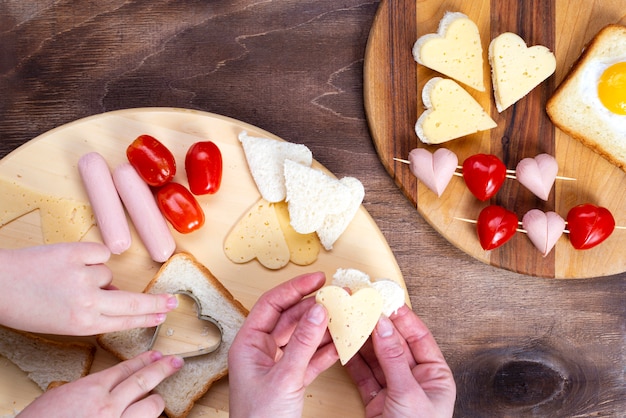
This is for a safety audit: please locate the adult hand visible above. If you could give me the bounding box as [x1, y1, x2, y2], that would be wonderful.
[344, 305, 456, 418]
[228, 272, 339, 418]
[17, 351, 183, 418]
[0, 242, 178, 335]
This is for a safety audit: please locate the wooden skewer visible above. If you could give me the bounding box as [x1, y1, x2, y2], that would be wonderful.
[392, 158, 576, 181]
[454, 217, 626, 233]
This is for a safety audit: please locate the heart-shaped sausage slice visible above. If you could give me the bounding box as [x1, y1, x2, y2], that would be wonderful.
[477, 205, 519, 250]
[150, 292, 222, 358]
[567, 204, 615, 249]
[462, 154, 507, 201]
[408, 148, 458, 197]
[516, 154, 559, 201]
[316, 286, 383, 365]
[522, 209, 565, 256]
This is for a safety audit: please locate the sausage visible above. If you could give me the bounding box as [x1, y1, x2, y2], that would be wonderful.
[78, 152, 131, 254]
[112, 163, 176, 262]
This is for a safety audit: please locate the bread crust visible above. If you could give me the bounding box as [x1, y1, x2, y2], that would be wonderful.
[546, 24, 626, 171]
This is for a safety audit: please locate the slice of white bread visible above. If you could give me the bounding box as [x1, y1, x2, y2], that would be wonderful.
[416, 77, 497, 144]
[97, 252, 248, 418]
[0, 325, 95, 391]
[413, 12, 485, 91]
[489, 32, 556, 112]
[238, 131, 313, 202]
[283, 159, 353, 234]
[316, 176, 364, 250]
[546, 24, 626, 171]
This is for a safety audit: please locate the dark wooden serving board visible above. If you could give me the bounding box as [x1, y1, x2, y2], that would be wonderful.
[364, 0, 626, 278]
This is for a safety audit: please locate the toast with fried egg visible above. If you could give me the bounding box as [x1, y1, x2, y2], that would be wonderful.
[546, 24, 626, 171]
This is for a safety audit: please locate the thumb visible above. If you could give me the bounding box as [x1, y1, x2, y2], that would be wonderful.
[276, 303, 329, 381]
[372, 316, 419, 392]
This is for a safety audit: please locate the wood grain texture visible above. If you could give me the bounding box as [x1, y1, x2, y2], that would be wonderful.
[364, 0, 626, 278]
[1, 1, 625, 417]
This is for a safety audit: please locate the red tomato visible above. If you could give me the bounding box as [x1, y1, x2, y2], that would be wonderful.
[566, 204, 615, 249]
[462, 154, 507, 201]
[126, 135, 176, 187]
[476, 205, 519, 250]
[185, 141, 223, 195]
[156, 182, 205, 234]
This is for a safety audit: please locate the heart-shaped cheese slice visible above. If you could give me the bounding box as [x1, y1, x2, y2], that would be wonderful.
[224, 199, 290, 269]
[274, 201, 320, 266]
[416, 77, 497, 144]
[489, 32, 556, 112]
[413, 12, 485, 91]
[316, 286, 383, 365]
[522, 209, 565, 256]
[515, 154, 558, 201]
[408, 147, 458, 196]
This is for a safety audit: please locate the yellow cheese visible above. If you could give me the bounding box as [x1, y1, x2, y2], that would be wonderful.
[223, 199, 290, 270]
[416, 77, 497, 144]
[413, 12, 485, 92]
[315, 286, 383, 365]
[489, 32, 556, 112]
[274, 201, 320, 266]
[0, 177, 94, 244]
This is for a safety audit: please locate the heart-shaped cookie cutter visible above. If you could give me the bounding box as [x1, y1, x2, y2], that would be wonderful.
[148, 291, 223, 358]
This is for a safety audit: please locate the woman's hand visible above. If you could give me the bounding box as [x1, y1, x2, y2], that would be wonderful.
[228, 272, 339, 418]
[345, 305, 456, 418]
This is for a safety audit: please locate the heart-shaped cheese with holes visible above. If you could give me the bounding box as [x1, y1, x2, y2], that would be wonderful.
[416, 77, 497, 144]
[316, 285, 383, 365]
[489, 32, 556, 112]
[413, 12, 485, 91]
[224, 199, 290, 269]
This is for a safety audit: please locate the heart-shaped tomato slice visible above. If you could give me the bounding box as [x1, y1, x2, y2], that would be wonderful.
[477, 205, 519, 250]
[566, 204, 615, 250]
[462, 154, 507, 201]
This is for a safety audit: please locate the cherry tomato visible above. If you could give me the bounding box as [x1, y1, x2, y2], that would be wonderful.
[462, 154, 507, 201]
[185, 141, 223, 195]
[566, 204, 615, 249]
[156, 182, 205, 234]
[126, 134, 176, 187]
[476, 205, 518, 250]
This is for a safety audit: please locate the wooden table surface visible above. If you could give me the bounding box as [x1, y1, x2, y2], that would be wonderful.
[0, 1, 624, 417]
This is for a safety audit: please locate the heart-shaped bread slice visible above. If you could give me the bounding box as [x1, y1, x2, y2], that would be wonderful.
[515, 154, 559, 201]
[522, 209, 565, 256]
[413, 12, 485, 91]
[416, 77, 497, 144]
[489, 32, 556, 112]
[408, 147, 458, 196]
[284, 159, 352, 234]
[316, 286, 383, 365]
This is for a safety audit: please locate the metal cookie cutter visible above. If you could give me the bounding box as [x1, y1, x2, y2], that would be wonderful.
[148, 291, 223, 358]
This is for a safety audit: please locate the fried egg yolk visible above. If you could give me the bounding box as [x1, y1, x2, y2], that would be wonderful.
[598, 61, 626, 115]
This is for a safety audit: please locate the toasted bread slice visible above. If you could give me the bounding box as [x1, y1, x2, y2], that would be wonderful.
[546, 24, 626, 171]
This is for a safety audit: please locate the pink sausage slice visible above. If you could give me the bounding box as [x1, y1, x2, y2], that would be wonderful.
[78, 152, 131, 254]
[113, 163, 176, 263]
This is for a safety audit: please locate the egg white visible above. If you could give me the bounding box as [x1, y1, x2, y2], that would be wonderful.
[578, 56, 626, 136]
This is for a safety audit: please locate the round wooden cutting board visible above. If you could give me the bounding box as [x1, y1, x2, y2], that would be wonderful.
[0, 108, 406, 417]
[364, 0, 626, 279]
